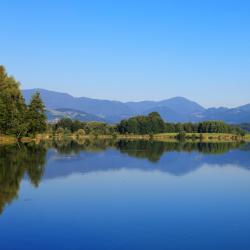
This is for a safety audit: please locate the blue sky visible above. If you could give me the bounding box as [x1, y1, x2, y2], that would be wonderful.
[1, 0, 250, 107]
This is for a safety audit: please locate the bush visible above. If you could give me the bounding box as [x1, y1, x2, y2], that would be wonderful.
[76, 129, 86, 137]
[56, 127, 64, 135]
[177, 132, 186, 141]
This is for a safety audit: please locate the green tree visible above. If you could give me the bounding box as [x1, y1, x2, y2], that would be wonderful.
[117, 112, 165, 135]
[0, 65, 27, 137]
[76, 129, 86, 137]
[27, 92, 47, 135]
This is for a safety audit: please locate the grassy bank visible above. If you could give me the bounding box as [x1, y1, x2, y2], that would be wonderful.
[245, 134, 250, 141]
[0, 134, 51, 144]
[0, 132, 249, 145]
[0, 135, 17, 144]
[154, 133, 249, 142]
[53, 132, 250, 143]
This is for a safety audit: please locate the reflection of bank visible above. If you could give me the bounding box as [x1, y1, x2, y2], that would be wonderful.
[116, 140, 245, 162]
[51, 138, 245, 161]
[42, 139, 250, 180]
[0, 143, 47, 214]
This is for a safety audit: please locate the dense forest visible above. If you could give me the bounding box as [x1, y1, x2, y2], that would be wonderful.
[117, 114, 246, 135]
[0, 66, 47, 138]
[117, 112, 165, 134]
[51, 114, 246, 138]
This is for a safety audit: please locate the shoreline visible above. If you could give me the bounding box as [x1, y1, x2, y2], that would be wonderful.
[1, 133, 250, 145]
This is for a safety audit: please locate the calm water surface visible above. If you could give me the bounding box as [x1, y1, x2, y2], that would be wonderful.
[1, 140, 250, 250]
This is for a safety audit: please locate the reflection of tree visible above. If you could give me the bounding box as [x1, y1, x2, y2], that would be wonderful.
[115, 140, 245, 162]
[116, 140, 165, 162]
[52, 138, 115, 155]
[172, 141, 244, 154]
[25, 143, 47, 187]
[0, 139, 247, 214]
[239, 143, 250, 152]
[52, 139, 245, 162]
[0, 143, 47, 214]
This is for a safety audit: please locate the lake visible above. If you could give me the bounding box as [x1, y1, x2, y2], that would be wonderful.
[1, 140, 250, 250]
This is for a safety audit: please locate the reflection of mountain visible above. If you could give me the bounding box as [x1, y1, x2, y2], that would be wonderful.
[42, 140, 250, 180]
[1, 140, 250, 214]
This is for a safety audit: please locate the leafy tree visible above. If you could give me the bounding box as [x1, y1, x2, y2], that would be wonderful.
[27, 92, 47, 135]
[117, 112, 165, 134]
[76, 129, 86, 137]
[0, 66, 47, 137]
[176, 131, 186, 141]
[56, 127, 65, 135]
[0, 65, 27, 137]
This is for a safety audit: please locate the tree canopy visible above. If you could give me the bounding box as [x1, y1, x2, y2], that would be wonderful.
[117, 112, 165, 135]
[0, 65, 47, 137]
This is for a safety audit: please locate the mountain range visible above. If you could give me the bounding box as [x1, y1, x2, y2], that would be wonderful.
[22, 88, 250, 124]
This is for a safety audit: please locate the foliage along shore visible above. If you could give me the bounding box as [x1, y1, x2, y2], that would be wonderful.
[0, 65, 249, 145]
[1, 132, 250, 145]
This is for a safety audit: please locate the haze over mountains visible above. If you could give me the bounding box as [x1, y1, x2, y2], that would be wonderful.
[23, 89, 250, 124]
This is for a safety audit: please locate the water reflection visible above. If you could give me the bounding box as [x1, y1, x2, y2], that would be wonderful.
[116, 140, 245, 162]
[51, 139, 246, 159]
[0, 143, 47, 213]
[0, 139, 249, 214]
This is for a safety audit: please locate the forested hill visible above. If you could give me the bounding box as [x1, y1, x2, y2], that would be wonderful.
[22, 89, 250, 124]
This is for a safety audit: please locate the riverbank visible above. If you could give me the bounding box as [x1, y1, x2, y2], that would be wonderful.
[0, 133, 250, 145]
[0, 135, 17, 144]
[154, 133, 250, 142]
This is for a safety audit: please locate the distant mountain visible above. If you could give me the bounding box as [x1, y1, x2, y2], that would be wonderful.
[22, 88, 250, 124]
[143, 106, 189, 122]
[46, 108, 107, 123]
[154, 96, 205, 114]
[196, 106, 250, 124]
[238, 104, 250, 112]
[126, 96, 204, 115]
[23, 89, 133, 118]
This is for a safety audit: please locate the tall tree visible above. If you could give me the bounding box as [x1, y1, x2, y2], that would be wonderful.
[0, 65, 27, 137]
[27, 92, 47, 135]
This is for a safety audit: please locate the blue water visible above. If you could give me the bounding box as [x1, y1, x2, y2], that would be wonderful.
[1, 141, 250, 249]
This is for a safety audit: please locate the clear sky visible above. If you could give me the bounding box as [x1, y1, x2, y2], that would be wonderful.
[1, 0, 250, 107]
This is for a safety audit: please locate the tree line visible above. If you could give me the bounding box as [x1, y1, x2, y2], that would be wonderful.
[0, 65, 247, 138]
[51, 118, 117, 136]
[116, 113, 246, 136]
[52, 113, 246, 138]
[0, 66, 47, 138]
